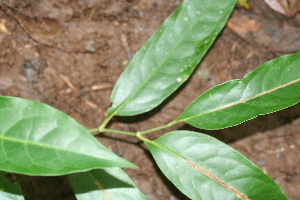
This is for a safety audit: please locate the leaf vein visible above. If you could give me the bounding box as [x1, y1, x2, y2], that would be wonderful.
[182, 77, 300, 122]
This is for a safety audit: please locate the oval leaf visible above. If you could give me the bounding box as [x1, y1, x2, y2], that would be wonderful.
[108, 0, 236, 116]
[178, 51, 300, 129]
[69, 168, 146, 200]
[145, 131, 288, 200]
[0, 96, 135, 175]
[0, 171, 24, 200]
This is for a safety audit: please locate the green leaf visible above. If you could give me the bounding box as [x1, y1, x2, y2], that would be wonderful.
[69, 168, 146, 200]
[0, 171, 24, 200]
[145, 131, 288, 200]
[178, 51, 300, 129]
[108, 0, 237, 116]
[0, 96, 135, 176]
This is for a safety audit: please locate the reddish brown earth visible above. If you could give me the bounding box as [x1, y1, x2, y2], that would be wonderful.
[0, 0, 300, 199]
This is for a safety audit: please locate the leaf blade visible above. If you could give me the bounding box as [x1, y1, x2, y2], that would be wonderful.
[178, 51, 300, 129]
[145, 131, 288, 200]
[108, 0, 237, 116]
[69, 168, 147, 200]
[0, 96, 135, 175]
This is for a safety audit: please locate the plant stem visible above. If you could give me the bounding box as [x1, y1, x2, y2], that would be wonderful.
[101, 128, 136, 136]
[98, 117, 180, 137]
[138, 120, 180, 135]
[88, 128, 99, 133]
[98, 112, 116, 132]
[136, 132, 153, 143]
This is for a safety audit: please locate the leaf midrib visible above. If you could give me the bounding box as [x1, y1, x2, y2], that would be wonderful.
[181, 77, 300, 122]
[88, 172, 112, 200]
[0, 134, 102, 159]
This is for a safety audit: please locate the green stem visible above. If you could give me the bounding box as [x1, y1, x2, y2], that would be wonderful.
[101, 128, 136, 136]
[138, 120, 180, 135]
[98, 112, 116, 132]
[98, 117, 180, 137]
[88, 128, 99, 133]
[137, 133, 185, 157]
[136, 132, 153, 143]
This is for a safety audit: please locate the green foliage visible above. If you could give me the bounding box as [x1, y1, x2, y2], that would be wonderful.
[178, 52, 300, 129]
[0, 96, 135, 176]
[0, 171, 23, 200]
[107, 0, 236, 117]
[145, 131, 288, 200]
[1, 0, 299, 199]
[69, 168, 146, 200]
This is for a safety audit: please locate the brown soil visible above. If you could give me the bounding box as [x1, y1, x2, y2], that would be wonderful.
[0, 0, 300, 199]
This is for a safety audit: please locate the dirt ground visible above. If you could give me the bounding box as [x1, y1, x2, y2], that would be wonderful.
[0, 0, 300, 199]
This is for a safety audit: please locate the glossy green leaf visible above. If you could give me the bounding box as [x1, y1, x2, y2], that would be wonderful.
[108, 0, 237, 116]
[0, 171, 24, 200]
[0, 96, 135, 175]
[178, 51, 300, 129]
[69, 168, 146, 200]
[145, 131, 288, 200]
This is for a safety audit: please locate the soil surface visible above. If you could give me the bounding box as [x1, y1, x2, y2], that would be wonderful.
[1, 0, 300, 199]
